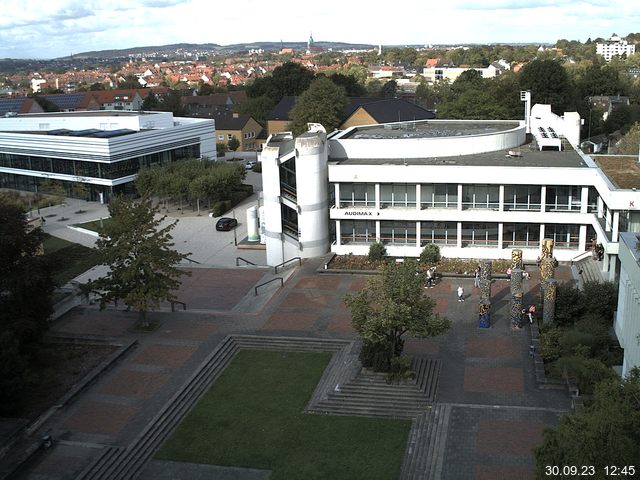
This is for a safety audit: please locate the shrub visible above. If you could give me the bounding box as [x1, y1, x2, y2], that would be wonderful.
[252, 162, 262, 173]
[552, 354, 616, 394]
[368, 242, 387, 261]
[419, 244, 441, 264]
[582, 281, 617, 321]
[211, 200, 232, 217]
[539, 325, 563, 363]
[554, 282, 585, 325]
[386, 355, 416, 384]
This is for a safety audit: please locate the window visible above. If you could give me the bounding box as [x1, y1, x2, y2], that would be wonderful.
[503, 223, 540, 248]
[380, 184, 416, 208]
[462, 185, 499, 209]
[587, 187, 598, 213]
[545, 186, 581, 212]
[227, 134, 233, 140]
[421, 222, 457, 245]
[380, 221, 416, 245]
[545, 224, 580, 249]
[504, 185, 541, 211]
[339, 183, 375, 207]
[218, 135, 224, 141]
[421, 184, 457, 209]
[340, 220, 375, 244]
[462, 223, 498, 246]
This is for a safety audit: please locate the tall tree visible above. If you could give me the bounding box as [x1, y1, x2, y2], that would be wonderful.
[534, 369, 640, 476]
[85, 196, 190, 327]
[289, 77, 347, 135]
[519, 59, 576, 113]
[344, 260, 450, 372]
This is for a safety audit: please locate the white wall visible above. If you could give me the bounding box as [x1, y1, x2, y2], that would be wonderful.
[614, 232, 640, 377]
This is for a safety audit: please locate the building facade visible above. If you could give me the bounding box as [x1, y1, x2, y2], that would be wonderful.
[0, 111, 215, 202]
[260, 105, 640, 282]
[596, 36, 636, 61]
[614, 232, 640, 377]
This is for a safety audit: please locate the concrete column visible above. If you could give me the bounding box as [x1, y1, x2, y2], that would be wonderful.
[597, 196, 604, 218]
[335, 220, 341, 246]
[416, 221, 421, 247]
[539, 224, 545, 251]
[511, 249, 524, 270]
[579, 224, 587, 252]
[416, 184, 421, 211]
[511, 290, 524, 329]
[457, 221, 462, 248]
[612, 211, 620, 242]
[540, 185, 547, 212]
[499, 184, 505, 211]
[605, 208, 612, 232]
[542, 279, 557, 324]
[609, 256, 617, 282]
[375, 184, 380, 210]
[580, 186, 589, 214]
[376, 220, 381, 243]
[334, 183, 340, 208]
[603, 251, 610, 273]
[457, 184, 463, 211]
[498, 223, 504, 250]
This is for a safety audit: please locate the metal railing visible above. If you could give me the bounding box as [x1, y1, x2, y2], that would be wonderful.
[274, 256, 301, 274]
[254, 277, 283, 296]
[171, 301, 187, 312]
[183, 257, 201, 264]
[236, 257, 257, 266]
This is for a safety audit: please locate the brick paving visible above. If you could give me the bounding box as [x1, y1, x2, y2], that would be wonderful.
[16, 260, 575, 480]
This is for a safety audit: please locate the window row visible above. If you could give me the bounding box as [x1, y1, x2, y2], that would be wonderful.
[0, 146, 199, 180]
[336, 183, 600, 213]
[339, 221, 580, 249]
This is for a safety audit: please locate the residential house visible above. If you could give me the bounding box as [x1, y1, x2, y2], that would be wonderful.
[37, 92, 101, 112]
[0, 97, 44, 116]
[91, 90, 145, 111]
[215, 113, 263, 152]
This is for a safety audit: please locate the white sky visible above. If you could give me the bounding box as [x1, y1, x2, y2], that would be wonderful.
[0, 0, 638, 59]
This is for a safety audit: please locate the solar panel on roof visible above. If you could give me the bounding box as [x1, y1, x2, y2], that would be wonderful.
[0, 98, 26, 115]
[42, 93, 85, 110]
[91, 129, 136, 138]
[70, 129, 101, 136]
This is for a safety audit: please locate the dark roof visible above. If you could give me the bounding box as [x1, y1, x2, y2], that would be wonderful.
[0, 97, 40, 116]
[266, 96, 295, 121]
[354, 98, 436, 123]
[40, 93, 92, 110]
[215, 114, 252, 130]
[266, 96, 435, 124]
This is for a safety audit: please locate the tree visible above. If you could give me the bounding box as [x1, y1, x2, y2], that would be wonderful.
[329, 73, 365, 96]
[534, 369, 640, 476]
[519, 59, 575, 113]
[381, 79, 397, 98]
[246, 62, 314, 103]
[85, 196, 190, 327]
[227, 136, 240, 153]
[616, 122, 640, 154]
[368, 242, 386, 261]
[0, 202, 53, 346]
[289, 77, 347, 135]
[344, 260, 450, 372]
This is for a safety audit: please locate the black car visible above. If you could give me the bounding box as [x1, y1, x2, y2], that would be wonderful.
[215, 217, 238, 231]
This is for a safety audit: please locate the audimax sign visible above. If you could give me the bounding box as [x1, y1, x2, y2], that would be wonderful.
[344, 211, 380, 216]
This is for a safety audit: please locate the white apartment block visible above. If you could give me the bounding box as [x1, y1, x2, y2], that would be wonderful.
[596, 36, 636, 61]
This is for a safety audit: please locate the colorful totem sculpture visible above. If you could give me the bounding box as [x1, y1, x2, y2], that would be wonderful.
[511, 290, 524, 328]
[543, 279, 557, 324]
[511, 249, 523, 270]
[478, 259, 492, 328]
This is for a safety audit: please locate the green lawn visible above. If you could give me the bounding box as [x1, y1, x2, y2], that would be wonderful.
[156, 350, 411, 480]
[74, 218, 112, 233]
[43, 234, 101, 286]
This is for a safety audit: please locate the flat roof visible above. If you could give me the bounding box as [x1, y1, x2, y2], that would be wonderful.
[593, 155, 640, 189]
[330, 137, 588, 169]
[340, 120, 521, 140]
[14, 111, 153, 118]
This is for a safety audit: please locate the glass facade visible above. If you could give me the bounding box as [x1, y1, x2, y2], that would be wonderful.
[462, 185, 499, 210]
[545, 186, 581, 212]
[503, 223, 540, 248]
[545, 224, 580, 249]
[340, 220, 375, 244]
[504, 185, 542, 211]
[380, 184, 416, 208]
[279, 158, 296, 200]
[421, 184, 457, 209]
[420, 221, 457, 246]
[339, 183, 375, 207]
[462, 223, 499, 246]
[380, 221, 416, 245]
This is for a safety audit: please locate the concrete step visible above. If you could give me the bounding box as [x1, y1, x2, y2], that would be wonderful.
[311, 402, 426, 418]
[576, 256, 605, 284]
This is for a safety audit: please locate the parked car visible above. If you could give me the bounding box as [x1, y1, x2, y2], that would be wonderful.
[245, 160, 256, 170]
[215, 217, 238, 231]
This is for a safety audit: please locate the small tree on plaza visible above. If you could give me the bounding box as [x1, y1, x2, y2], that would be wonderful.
[84, 196, 190, 327]
[344, 260, 450, 373]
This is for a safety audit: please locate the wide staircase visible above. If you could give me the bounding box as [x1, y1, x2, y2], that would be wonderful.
[575, 256, 605, 284]
[309, 357, 441, 418]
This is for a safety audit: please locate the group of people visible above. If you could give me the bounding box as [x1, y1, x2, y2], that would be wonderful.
[590, 238, 604, 261]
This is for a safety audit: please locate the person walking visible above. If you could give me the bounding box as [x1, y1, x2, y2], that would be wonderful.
[528, 305, 536, 324]
[457, 285, 464, 302]
[473, 266, 480, 288]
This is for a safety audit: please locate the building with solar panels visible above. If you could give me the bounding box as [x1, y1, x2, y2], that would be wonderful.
[0, 110, 215, 202]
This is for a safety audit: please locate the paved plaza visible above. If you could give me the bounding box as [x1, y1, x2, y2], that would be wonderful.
[8, 185, 574, 479]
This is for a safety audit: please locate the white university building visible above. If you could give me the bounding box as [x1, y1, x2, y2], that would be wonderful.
[596, 35, 636, 61]
[0, 110, 216, 202]
[260, 100, 640, 284]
